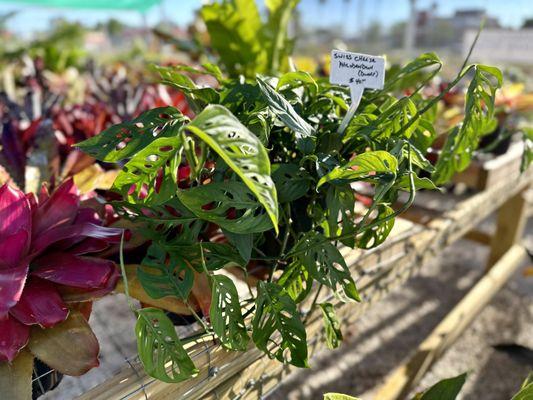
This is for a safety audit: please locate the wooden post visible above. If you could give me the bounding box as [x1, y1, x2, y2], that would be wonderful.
[486, 189, 528, 269]
[374, 245, 526, 400]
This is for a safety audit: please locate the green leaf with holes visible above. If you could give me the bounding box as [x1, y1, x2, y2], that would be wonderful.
[433, 65, 502, 184]
[209, 274, 249, 351]
[135, 308, 197, 383]
[186, 104, 279, 233]
[252, 281, 308, 367]
[159, 242, 246, 272]
[112, 197, 197, 226]
[177, 181, 274, 234]
[138, 243, 194, 301]
[317, 151, 398, 188]
[272, 163, 311, 203]
[290, 232, 360, 302]
[357, 205, 395, 250]
[76, 107, 187, 162]
[278, 261, 313, 303]
[319, 303, 343, 349]
[112, 136, 182, 204]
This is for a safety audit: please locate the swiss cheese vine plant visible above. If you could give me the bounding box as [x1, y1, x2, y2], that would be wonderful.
[77, 0, 508, 383]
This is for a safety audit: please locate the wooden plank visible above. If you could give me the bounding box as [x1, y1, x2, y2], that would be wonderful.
[486, 189, 528, 268]
[375, 244, 527, 400]
[463, 229, 491, 245]
[453, 142, 523, 190]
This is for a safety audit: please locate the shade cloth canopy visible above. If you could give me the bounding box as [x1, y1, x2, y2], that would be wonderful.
[0, 0, 161, 12]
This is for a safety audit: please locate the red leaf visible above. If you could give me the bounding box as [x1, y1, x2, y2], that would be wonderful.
[0, 315, 30, 362]
[68, 238, 109, 255]
[0, 230, 29, 268]
[0, 263, 28, 318]
[0, 184, 31, 243]
[32, 253, 116, 289]
[10, 278, 68, 328]
[29, 223, 123, 258]
[32, 178, 79, 237]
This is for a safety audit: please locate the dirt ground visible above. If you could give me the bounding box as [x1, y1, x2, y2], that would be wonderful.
[43, 219, 533, 400]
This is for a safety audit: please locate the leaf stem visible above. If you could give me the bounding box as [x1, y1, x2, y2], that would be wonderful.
[118, 231, 136, 312]
[303, 283, 323, 324]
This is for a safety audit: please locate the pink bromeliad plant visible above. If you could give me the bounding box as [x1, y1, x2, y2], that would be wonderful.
[0, 178, 122, 384]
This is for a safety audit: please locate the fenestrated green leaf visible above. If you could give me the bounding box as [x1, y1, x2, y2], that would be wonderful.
[278, 261, 313, 303]
[177, 181, 274, 234]
[186, 104, 279, 233]
[112, 136, 182, 204]
[324, 186, 355, 246]
[433, 65, 502, 184]
[163, 241, 246, 272]
[319, 303, 343, 349]
[112, 197, 197, 226]
[257, 76, 316, 153]
[209, 274, 249, 351]
[357, 204, 395, 249]
[252, 281, 308, 367]
[138, 243, 194, 301]
[223, 230, 253, 264]
[76, 107, 187, 162]
[135, 308, 197, 383]
[317, 151, 398, 188]
[272, 163, 312, 203]
[416, 373, 467, 400]
[290, 232, 360, 302]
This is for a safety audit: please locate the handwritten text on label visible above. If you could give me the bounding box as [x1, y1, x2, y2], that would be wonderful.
[330, 50, 385, 90]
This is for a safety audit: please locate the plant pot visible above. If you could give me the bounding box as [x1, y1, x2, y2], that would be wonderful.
[165, 311, 197, 326]
[32, 359, 63, 399]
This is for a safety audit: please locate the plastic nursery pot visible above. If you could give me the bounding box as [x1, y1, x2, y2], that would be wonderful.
[165, 311, 197, 326]
[32, 359, 63, 399]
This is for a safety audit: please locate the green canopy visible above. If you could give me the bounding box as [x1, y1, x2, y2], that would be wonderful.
[0, 0, 162, 12]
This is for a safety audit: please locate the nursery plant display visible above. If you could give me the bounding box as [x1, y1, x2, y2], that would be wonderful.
[73, 0, 513, 385]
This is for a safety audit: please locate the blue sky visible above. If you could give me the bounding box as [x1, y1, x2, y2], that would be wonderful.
[1, 0, 532, 37]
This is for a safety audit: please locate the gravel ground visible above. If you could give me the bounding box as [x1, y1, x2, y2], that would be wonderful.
[269, 220, 533, 400]
[42, 218, 532, 400]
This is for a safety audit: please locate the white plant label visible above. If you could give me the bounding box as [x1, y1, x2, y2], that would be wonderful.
[330, 50, 386, 133]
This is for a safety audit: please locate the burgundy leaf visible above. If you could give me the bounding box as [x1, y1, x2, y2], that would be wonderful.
[58, 265, 119, 302]
[0, 263, 28, 318]
[67, 238, 109, 255]
[0, 230, 29, 268]
[10, 278, 68, 328]
[0, 315, 30, 362]
[31, 253, 116, 289]
[29, 223, 123, 258]
[32, 179, 79, 237]
[0, 184, 31, 240]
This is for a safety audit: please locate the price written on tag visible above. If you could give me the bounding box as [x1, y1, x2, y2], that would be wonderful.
[330, 50, 385, 90]
[330, 50, 386, 134]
